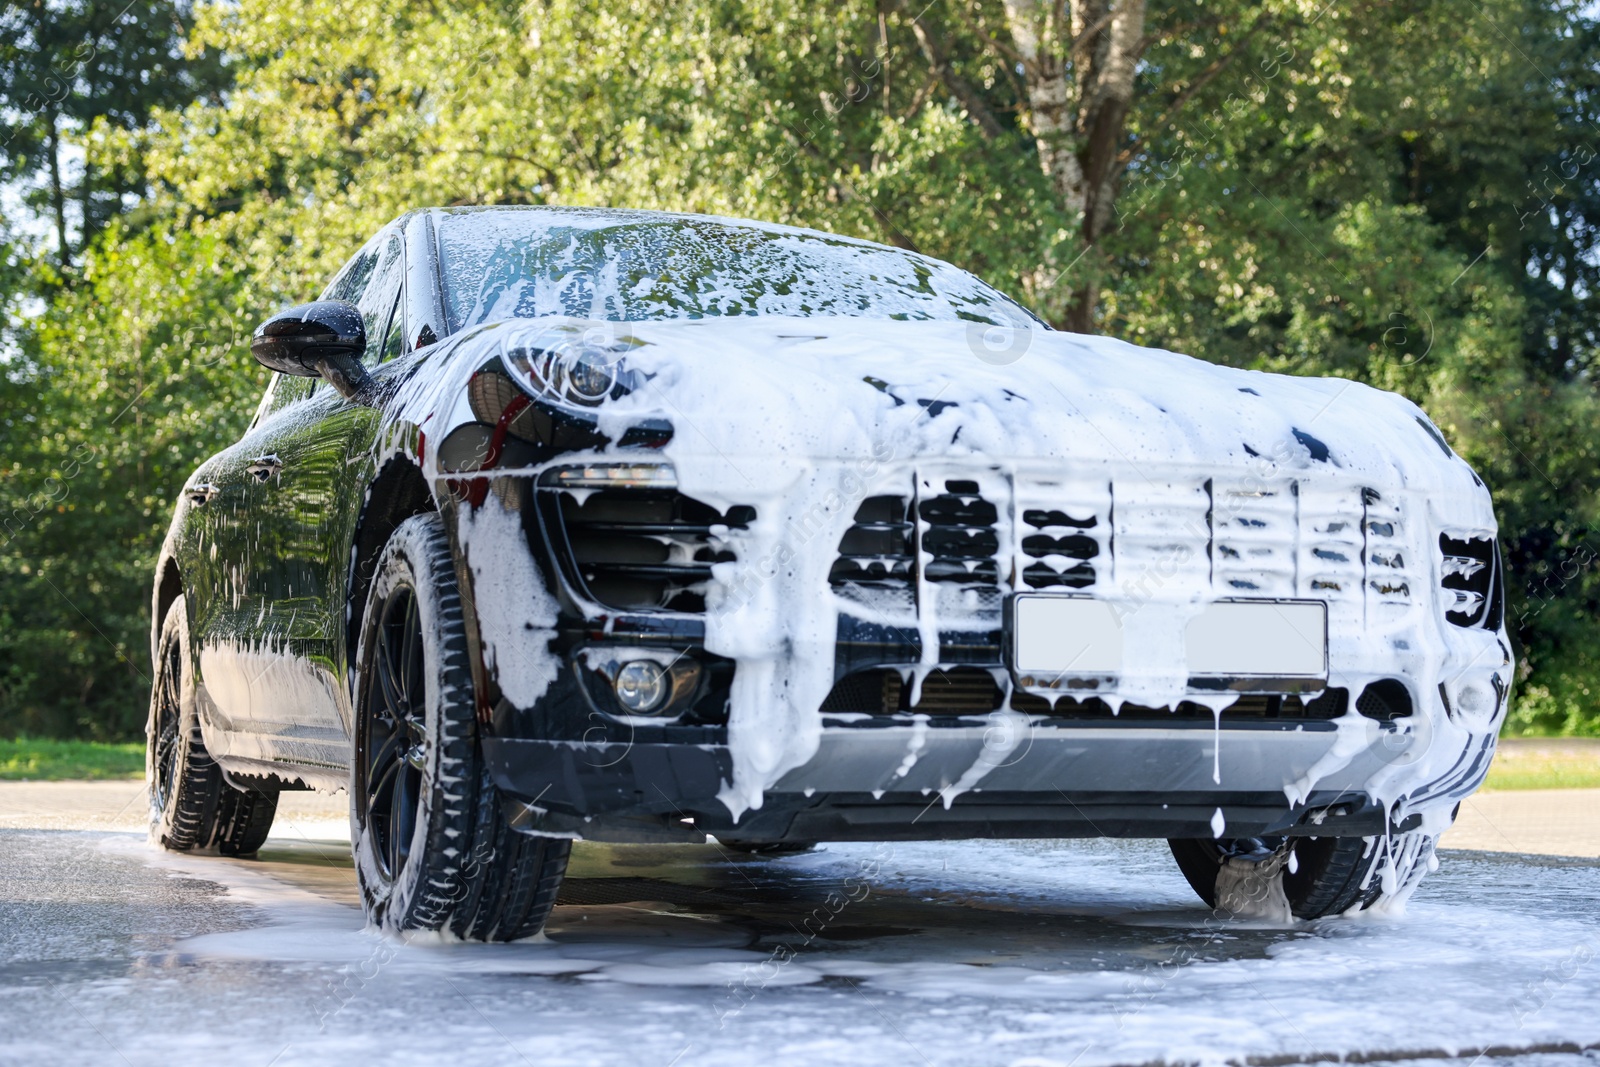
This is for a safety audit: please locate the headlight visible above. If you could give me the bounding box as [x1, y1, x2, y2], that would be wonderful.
[498, 321, 641, 408]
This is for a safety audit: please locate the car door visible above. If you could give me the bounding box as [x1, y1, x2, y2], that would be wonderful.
[190, 228, 405, 774]
[183, 372, 318, 744]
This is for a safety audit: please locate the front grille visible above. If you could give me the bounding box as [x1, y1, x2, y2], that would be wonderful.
[1439, 533, 1503, 628]
[818, 667, 1350, 722]
[827, 472, 1416, 614]
[543, 487, 753, 612]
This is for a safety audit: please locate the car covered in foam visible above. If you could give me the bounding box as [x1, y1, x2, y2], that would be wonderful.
[146, 207, 1510, 937]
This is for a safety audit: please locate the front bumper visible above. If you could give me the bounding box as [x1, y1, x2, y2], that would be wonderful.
[456, 457, 1509, 843]
[484, 719, 1497, 842]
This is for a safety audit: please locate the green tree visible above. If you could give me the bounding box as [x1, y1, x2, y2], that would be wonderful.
[0, 224, 265, 738]
[3, 0, 1598, 737]
[0, 0, 227, 269]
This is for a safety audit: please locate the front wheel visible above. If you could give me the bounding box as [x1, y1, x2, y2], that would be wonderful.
[1168, 833, 1435, 919]
[351, 513, 569, 940]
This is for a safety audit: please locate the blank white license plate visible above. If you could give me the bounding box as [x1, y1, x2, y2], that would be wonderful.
[1011, 596, 1326, 679]
[1012, 596, 1124, 675]
[1185, 600, 1326, 677]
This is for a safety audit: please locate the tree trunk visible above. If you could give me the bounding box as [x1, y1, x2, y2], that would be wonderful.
[1002, 0, 1086, 211]
[1003, 0, 1146, 332]
[46, 113, 70, 270]
[79, 158, 94, 254]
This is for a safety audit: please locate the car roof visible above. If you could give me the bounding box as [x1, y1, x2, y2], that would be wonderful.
[413, 205, 923, 259]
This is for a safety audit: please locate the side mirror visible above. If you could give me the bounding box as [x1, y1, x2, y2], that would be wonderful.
[251, 300, 373, 400]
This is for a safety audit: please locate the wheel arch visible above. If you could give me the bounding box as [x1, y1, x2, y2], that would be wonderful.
[346, 456, 438, 669]
[152, 555, 185, 666]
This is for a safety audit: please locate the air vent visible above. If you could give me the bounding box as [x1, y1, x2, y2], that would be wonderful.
[818, 670, 1349, 722]
[1355, 679, 1413, 721]
[819, 668, 1004, 716]
[829, 495, 914, 587]
[1009, 689, 1349, 722]
[544, 487, 753, 612]
[1439, 534, 1502, 628]
[919, 482, 1000, 586]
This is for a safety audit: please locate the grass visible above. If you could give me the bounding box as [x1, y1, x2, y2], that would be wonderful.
[1483, 745, 1600, 791]
[0, 738, 145, 781]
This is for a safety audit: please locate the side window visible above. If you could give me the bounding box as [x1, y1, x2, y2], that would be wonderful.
[326, 244, 379, 304]
[359, 234, 405, 365]
[263, 236, 389, 412]
[380, 290, 405, 362]
[254, 372, 318, 422]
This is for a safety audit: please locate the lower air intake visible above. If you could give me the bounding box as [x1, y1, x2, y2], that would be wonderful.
[541, 485, 753, 612]
[819, 669, 1349, 722]
[1439, 534, 1503, 629]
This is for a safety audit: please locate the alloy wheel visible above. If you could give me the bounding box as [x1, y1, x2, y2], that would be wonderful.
[149, 636, 183, 814]
[361, 583, 429, 884]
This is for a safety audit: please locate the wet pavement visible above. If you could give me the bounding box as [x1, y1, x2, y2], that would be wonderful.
[2, 786, 1599, 1067]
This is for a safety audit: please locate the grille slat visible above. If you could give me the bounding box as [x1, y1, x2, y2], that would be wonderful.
[1214, 481, 1297, 596]
[1017, 477, 1107, 590]
[830, 495, 915, 590]
[1299, 488, 1364, 597]
[918, 485, 1005, 590]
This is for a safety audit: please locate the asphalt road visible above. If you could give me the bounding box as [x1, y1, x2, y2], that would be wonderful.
[2, 782, 1599, 1067]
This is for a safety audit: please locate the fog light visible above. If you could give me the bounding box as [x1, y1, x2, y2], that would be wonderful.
[1456, 681, 1494, 717]
[1446, 675, 1502, 729]
[614, 660, 669, 713]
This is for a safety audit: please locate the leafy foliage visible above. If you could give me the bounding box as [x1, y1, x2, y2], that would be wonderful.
[0, 0, 227, 266]
[1, 0, 1598, 737]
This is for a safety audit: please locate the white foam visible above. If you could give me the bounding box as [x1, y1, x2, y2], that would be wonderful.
[392, 309, 1506, 846]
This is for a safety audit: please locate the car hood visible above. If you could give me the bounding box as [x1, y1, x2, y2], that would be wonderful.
[564, 315, 1484, 501]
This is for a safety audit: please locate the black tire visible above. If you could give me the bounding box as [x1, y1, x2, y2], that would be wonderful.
[452, 763, 572, 941]
[350, 513, 569, 940]
[1168, 833, 1433, 919]
[146, 594, 279, 855]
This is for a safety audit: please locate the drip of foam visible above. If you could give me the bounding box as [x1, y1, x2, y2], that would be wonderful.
[456, 493, 561, 709]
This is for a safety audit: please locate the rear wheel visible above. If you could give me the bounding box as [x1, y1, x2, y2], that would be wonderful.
[1168, 833, 1434, 919]
[146, 594, 279, 855]
[351, 513, 569, 940]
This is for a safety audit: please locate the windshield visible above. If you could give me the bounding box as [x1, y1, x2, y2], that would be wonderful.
[433, 208, 1039, 332]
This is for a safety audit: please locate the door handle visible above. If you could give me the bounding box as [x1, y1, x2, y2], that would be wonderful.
[247, 454, 283, 483]
[186, 482, 219, 505]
